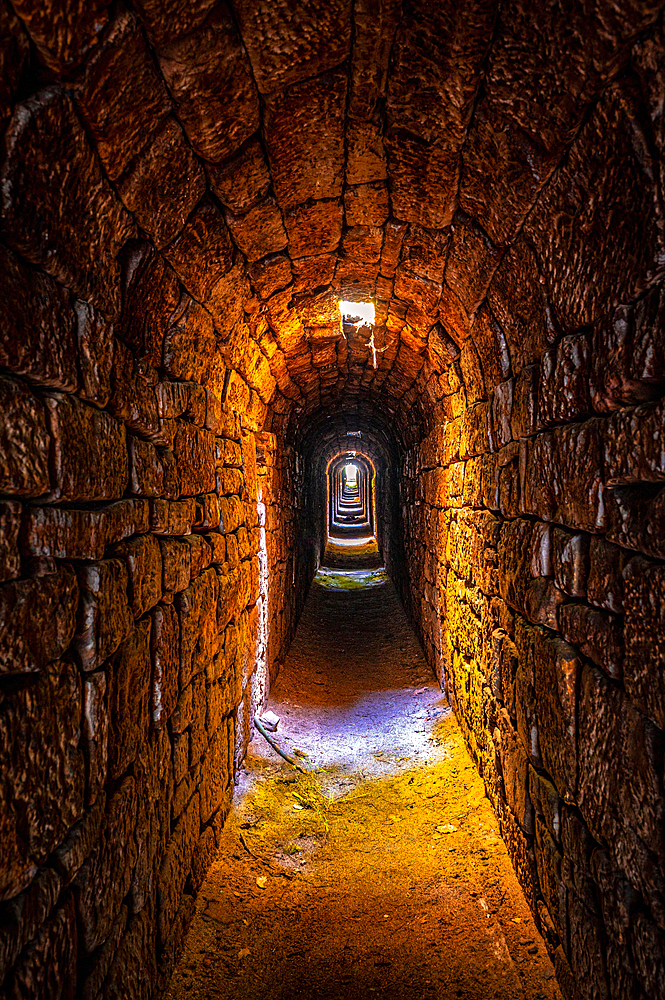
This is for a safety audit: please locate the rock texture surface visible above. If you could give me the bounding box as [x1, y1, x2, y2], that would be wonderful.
[0, 2, 664, 999]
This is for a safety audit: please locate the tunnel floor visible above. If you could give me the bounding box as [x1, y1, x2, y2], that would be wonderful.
[163, 573, 561, 1000]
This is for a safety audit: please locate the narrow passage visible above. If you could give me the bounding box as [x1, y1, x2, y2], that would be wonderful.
[164, 573, 561, 1000]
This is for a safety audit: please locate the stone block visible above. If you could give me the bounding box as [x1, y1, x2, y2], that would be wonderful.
[551, 527, 589, 598]
[559, 603, 623, 681]
[3, 892, 78, 1000]
[346, 118, 387, 185]
[630, 910, 665, 1000]
[248, 253, 293, 300]
[225, 197, 288, 263]
[114, 533, 163, 619]
[489, 380, 514, 450]
[623, 557, 665, 729]
[524, 82, 663, 332]
[129, 436, 164, 497]
[46, 392, 128, 502]
[586, 536, 625, 613]
[2, 87, 134, 315]
[109, 340, 160, 438]
[283, 200, 343, 258]
[0, 245, 77, 391]
[487, 242, 555, 375]
[199, 724, 233, 825]
[384, 134, 458, 229]
[20, 500, 149, 561]
[497, 798, 539, 914]
[264, 71, 346, 210]
[539, 333, 591, 425]
[177, 567, 220, 686]
[497, 518, 532, 615]
[100, 907, 156, 1000]
[163, 297, 217, 390]
[524, 577, 565, 630]
[71, 9, 171, 182]
[0, 565, 79, 676]
[74, 300, 114, 409]
[107, 620, 152, 781]
[220, 496, 246, 534]
[163, 199, 233, 303]
[0, 377, 50, 497]
[0, 867, 62, 985]
[117, 116, 206, 249]
[218, 568, 241, 629]
[173, 423, 216, 496]
[158, 5, 258, 163]
[603, 398, 665, 486]
[73, 777, 138, 954]
[605, 483, 665, 559]
[193, 494, 221, 532]
[459, 402, 490, 459]
[551, 421, 607, 532]
[343, 182, 390, 227]
[578, 664, 664, 867]
[0, 502, 21, 582]
[496, 709, 533, 834]
[157, 893, 195, 993]
[529, 767, 561, 844]
[75, 559, 134, 671]
[120, 243, 180, 368]
[150, 499, 196, 536]
[186, 535, 212, 579]
[132, 0, 217, 48]
[510, 365, 542, 440]
[157, 792, 200, 945]
[591, 282, 665, 414]
[207, 141, 269, 217]
[52, 795, 106, 888]
[0, 659, 84, 900]
[459, 340, 485, 404]
[566, 890, 611, 998]
[234, 0, 351, 93]
[533, 631, 580, 802]
[159, 537, 192, 595]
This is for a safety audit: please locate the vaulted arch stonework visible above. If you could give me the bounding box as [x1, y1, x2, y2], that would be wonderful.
[1, 2, 665, 997]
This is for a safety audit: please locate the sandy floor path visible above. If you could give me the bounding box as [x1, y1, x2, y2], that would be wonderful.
[163, 573, 561, 1000]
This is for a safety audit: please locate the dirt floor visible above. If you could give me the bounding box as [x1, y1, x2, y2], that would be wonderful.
[163, 568, 562, 1000]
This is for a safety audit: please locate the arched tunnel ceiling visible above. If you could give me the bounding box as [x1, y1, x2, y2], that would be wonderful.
[2, 0, 663, 451]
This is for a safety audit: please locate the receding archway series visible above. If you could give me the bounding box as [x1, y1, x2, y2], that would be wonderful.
[1, 2, 665, 998]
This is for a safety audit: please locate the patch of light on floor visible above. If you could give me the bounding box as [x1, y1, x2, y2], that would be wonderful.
[315, 567, 388, 590]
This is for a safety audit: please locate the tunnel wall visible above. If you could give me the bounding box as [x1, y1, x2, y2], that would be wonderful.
[401, 74, 665, 998]
[0, 113, 309, 1000]
[0, 340, 306, 996]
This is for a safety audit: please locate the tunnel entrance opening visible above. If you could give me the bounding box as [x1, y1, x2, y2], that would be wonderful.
[323, 451, 382, 573]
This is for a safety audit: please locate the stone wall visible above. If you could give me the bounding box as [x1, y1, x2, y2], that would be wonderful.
[1, 2, 665, 998]
[402, 76, 665, 1000]
[0, 331, 306, 997]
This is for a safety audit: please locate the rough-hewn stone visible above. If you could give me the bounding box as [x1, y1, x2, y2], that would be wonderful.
[0, 378, 50, 497]
[0, 660, 84, 900]
[158, 6, 259, 163]
[2, 87, 134, 315]
[0, 566, 79, 676]
[117, 116, 206, 249]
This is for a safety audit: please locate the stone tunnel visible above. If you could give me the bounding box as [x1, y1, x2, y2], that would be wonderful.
[1, 1, 665, 997]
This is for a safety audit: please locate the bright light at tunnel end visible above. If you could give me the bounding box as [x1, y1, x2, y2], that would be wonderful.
[338, 300, 375, 326]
